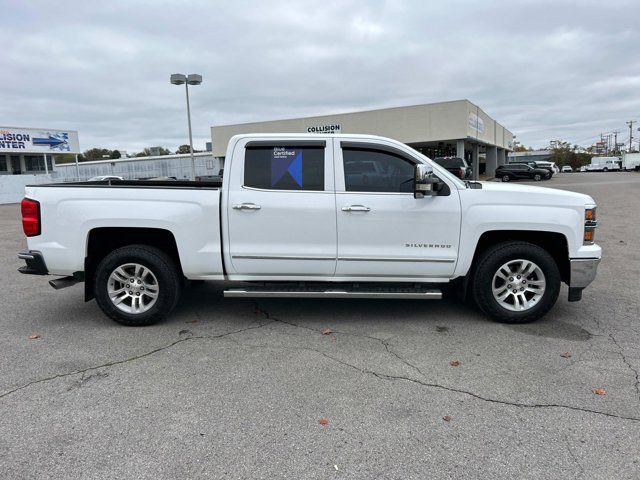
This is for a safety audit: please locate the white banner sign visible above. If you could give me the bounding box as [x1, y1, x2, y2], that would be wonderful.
[0, 127, 80, 154]
[306, 124, 342, 134]
[468, 113, 485, 134]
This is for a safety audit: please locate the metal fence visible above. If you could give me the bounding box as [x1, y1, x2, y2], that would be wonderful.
[53, 152, 223, 182]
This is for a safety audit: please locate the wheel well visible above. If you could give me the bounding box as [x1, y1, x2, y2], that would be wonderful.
[472, 230, 570, 283]
[84, 227, 182, 301]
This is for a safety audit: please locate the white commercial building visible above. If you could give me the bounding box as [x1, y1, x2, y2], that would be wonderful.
[211, 99, 514, 178]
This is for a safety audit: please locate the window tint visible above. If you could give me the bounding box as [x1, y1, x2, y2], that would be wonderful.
[343, 147, 415, 193]
[244, 146, 324, 191]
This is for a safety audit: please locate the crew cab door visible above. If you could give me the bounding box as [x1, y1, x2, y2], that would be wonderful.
[224, 138, 337, 278]
[334, 139, 461, 280]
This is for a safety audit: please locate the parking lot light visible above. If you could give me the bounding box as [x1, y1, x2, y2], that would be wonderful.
[170, 73, 202, 180]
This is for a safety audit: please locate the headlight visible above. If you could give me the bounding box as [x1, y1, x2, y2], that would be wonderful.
[584, 207, 597, 245]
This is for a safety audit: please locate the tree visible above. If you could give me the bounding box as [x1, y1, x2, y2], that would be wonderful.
[110, 150, 121, 159]
[176, 144, 191, 154]
[547, 141, 591, 170]
[134, 147, 171, 157]
[514, 145, 531, 152]
[82, 148, 112, 161]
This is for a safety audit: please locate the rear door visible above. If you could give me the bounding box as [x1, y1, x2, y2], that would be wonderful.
[334, 139, 461, 280]
[224, 137, 337, 278]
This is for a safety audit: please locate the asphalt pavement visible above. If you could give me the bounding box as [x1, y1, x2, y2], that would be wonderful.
[0, 172, 639, 479]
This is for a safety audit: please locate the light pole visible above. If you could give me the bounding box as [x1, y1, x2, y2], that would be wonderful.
[170, 73, 202, 180]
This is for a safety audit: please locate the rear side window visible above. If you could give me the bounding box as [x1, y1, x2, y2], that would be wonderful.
[244, 146, 324, 191]
[343, 147, 415, 193]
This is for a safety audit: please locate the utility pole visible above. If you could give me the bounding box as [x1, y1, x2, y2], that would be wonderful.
[627, 121, 636, 153]
[613, 130, 619, 155]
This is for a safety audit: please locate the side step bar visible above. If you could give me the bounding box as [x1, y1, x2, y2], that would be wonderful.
[224, 288, 442, 300]
[49, 276, 80, 290]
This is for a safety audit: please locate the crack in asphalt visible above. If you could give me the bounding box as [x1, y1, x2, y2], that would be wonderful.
[253, 302, 640, 423]
[0, 320, 273, 401]
[608, 333, 640, 399]
[3, 301, 639, 424]
[563, 434, 585, 478]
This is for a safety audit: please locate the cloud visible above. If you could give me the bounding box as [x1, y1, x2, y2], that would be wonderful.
[1, 0, 639, 152]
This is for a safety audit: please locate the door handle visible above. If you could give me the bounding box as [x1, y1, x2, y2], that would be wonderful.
[342, 205, 371, 212]
[232, 203, 262, 211]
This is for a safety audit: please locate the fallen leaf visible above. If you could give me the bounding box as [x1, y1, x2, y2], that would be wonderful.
[560, 352, 572, 358]
[443, 415, 452, 422]
[449, 360, 461, 367]
[592, 388, 607, 396]
[28, 334, 41, 340]
[321, 328, 333, 335]
[319, 418, 329, 426]
[334, 465, 339, 471]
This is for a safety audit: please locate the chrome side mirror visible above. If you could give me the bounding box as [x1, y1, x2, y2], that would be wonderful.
[414, 164, 436, 198]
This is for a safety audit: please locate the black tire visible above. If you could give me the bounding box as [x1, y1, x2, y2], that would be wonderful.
[94, 245, 181, 326]
[501, 175, 510, 182]
[533, 174, 542, 181]
[471, 241, 561, 323]
[603, 168, 608, 172]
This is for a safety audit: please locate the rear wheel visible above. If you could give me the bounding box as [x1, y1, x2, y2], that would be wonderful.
[471, 242, 560, 323]
[501, 175, 510, 182]
[94, 245, 181, 326]
[603, 167, 608, 172]
[533, 174, 542, 181]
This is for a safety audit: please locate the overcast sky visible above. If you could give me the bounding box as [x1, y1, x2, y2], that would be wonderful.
[1, 0, 639, 153]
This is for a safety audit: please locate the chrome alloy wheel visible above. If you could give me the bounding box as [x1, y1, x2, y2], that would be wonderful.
[491, 259, 546, 312]
[107, 263, 159, 314]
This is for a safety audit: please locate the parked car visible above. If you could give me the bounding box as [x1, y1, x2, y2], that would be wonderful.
[18, 133, 601, 326]
[496, 164, 551, 182]
[433, 157, 471, 179]
[87, 175, 124, 181]
[509, 161, 555, 177]
[561, 166, 573, 173]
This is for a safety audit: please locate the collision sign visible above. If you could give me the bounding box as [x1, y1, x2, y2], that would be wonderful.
[0, 127, 80, 154]
[306, 124, 342, 134]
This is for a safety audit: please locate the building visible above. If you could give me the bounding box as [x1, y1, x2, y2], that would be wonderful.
[53, 152, 222, 182]
[1, 126, 80, 175]
[508, 150, 553, 164]
[211, 100, 514, 177]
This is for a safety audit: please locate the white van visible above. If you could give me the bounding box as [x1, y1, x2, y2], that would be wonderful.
[586, 157, 620, 172]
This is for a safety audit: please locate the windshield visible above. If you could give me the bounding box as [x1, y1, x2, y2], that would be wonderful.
[434, 157, 465, 168]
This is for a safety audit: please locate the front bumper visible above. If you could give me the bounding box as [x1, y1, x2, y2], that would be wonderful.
[17, 251, 49, 275]
[569, 258, 600, 288]
[567, 257, 600, 302]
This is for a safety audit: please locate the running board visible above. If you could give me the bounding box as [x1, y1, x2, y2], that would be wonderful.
[223, 287, 442, 300]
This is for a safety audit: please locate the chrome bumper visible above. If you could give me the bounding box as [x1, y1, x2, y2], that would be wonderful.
[569, 258, 600, 289]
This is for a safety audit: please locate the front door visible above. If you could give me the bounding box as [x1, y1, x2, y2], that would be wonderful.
[225, 138, 337, 278]
[334, 140, 461, 280]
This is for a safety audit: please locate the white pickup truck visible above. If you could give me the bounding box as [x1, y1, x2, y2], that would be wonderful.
[18, 134, 601, 326]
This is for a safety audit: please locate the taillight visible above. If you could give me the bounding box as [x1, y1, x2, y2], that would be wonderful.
[21, 198, 41, 237]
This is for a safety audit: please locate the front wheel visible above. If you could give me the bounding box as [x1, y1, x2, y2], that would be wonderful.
[94, 245, 181, 326]
[603, 168, 608, 172]
[501, 175, 510, 182]
[471, 242, 561, 323]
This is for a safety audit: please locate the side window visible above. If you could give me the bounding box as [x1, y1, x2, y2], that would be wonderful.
[342, 147, 415, 193]
[244, 146, 324, 191]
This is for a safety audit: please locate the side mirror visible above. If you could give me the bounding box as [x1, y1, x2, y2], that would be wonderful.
[414, 164, 440, 198]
